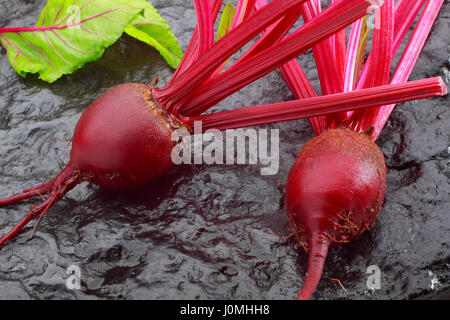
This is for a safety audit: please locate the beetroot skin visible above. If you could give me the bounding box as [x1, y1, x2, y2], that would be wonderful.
[285, 128, 387, 300]
[69, 83, 179, 190]
[0, 83, 182, 247]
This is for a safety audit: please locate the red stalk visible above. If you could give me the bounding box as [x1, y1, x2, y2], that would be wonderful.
[178, 0, 382, 117]
[253, 0, 323, 135]
[210, 0, 260, 76]
[335, 0, 425, 125]
[355, 0, 427, 92]
[332, 17, 368, 126]
[235, 6, 302, 65]
[231, 0, 257, 29]
[362, 0, 394, 89]
[371, 0, 445, 140]
[152, 0, 308, 110]
[324, 0, 349, 127]
[168, 0, 223, 84]
[279, 60, 322, 135]
[343, 18, 369, 93]
[185, 77, 446, 131]
[300, 1, 342, 97]
[350, 0, 394, 132]
[279, 61, 318, 103]
[192, 0, 214, 56]
[331, 0, 347, 85]
[393, 0, 427, 55]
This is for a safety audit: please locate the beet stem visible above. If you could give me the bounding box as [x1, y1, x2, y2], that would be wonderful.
[190, 77, 446, 131]
[167, 0, 224, 87]
[153, 0, 307, 108]
[355, 0, 427, 92]
[301, 0, 342, 97]
[253, 0, 323, 134]
[234, 4, 302, 66]
[193, 0, 214, 57]
[179, 0, 380, 116]
[350, 0, 394, 132]
[369, 0, 445, 140]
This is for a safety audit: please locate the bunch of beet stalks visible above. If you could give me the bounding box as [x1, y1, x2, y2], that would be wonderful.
[0, 0, 447, 300]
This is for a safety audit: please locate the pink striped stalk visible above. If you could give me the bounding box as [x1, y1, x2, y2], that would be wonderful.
[279, 56, 323, 135]
[331, 0, 346, 85]
[338, 0, 426, 125]
[235, 4, 302, 64]
[355, 0, 427, 91]
[187, 77, 447, 131]
[300, 1, 342, 96]
[230, 0, 257, 29]
[331, 17, 368, 125]
[177, 0, 380, 117]
[166, 0, 223, 85]
[350, 0, 394, 133]
[199, 0, 301, 80]
[253, 0, 323, 134]
[153, 0, 308, 110]
[371, 0, 445, 140]
[343, 18, 368, 93]
[393, 0, 427, 55]
[200, 0, 259, 76]
[193, 0, 214, 56]
[299, 0, 343, 130]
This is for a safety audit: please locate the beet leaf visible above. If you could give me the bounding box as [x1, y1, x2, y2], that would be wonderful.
[0, 0, 182, 82]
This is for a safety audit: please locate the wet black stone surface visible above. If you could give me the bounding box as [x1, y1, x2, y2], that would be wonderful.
[0, 0, 448, 300]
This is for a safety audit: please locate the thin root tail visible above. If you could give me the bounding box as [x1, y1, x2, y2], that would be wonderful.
[296, 233, 330, 300]
[0, 182, 52, 206]
[0, 165, 79, 248]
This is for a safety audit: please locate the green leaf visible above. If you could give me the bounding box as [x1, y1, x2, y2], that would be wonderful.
[0, 0, 182, 82]
[212, 2, 236, 73]
[217, 2, 236, 41]
[355, 16, 370, 85]
[125, 1, 183, 69]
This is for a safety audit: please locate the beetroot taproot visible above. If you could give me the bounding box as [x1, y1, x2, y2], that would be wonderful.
[0, 84, 182, 246]
[286, 128, 387, 300]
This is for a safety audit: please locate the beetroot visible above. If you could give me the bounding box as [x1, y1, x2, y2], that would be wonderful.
[277, 0, 446, 300]
[69, 84, 179, 190]
[286, 128, 387, 300]
[0, 0, 444, 252]
[0, 84, 182, 246]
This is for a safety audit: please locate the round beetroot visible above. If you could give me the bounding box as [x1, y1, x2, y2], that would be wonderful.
[285, 128, 387, 300]
[0, 83, 183, 247]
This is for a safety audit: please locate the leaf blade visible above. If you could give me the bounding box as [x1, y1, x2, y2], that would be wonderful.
[0, 0, 181, 82]
[125, 1, 183, 69]
[217, 2, 236, 41]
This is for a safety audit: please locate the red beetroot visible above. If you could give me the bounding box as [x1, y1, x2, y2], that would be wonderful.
[0, 0, 445, 251]
[286, 128, 386, 300]
[69, 84, 179, 190]
[278, 0, 445, 300]
[0, 84, 182, 246]
[0, 79, 442, 249]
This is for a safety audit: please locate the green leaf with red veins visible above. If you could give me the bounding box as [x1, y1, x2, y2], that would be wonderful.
[0, 0, 182, 82]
